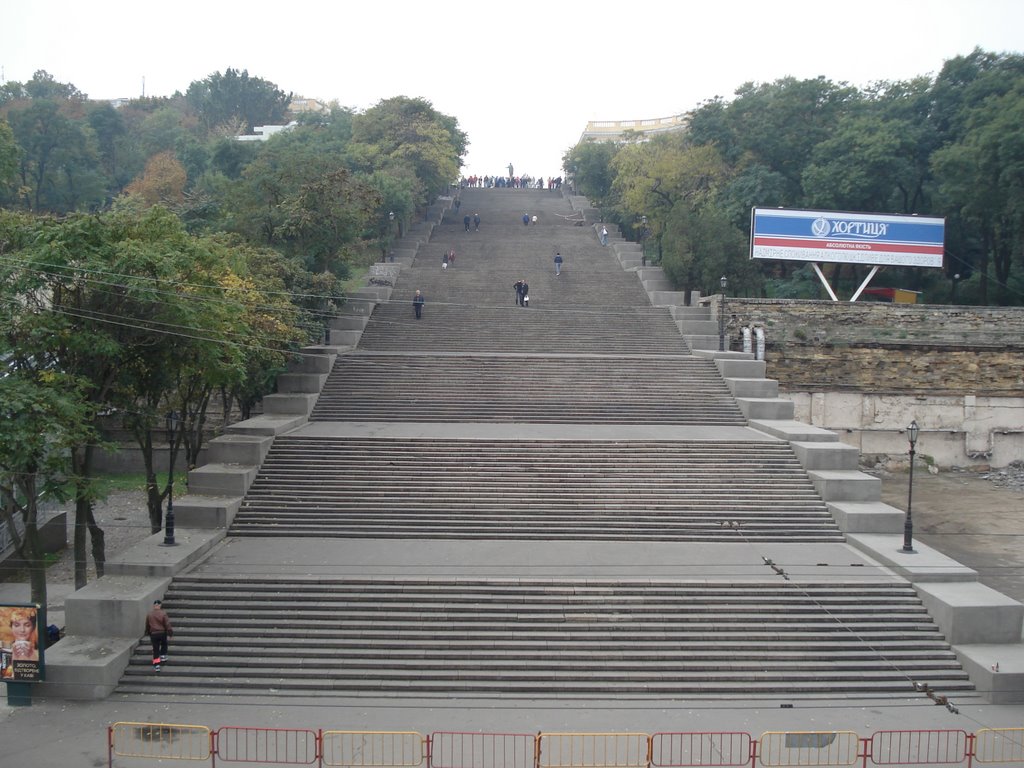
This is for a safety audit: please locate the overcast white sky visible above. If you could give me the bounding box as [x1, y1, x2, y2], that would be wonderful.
[3, 0, 1024, 179]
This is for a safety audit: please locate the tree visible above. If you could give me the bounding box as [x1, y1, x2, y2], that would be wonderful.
[0, 119, 19, 201]
[563, 140, 619, 206]
[186, 69, 291, 135]
[124, 150, 188, 207]
[0, 372, 97, 607]
[351, 96, 466, 204]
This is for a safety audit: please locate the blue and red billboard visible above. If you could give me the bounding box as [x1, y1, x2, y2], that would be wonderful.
[751, 208, 945, 268]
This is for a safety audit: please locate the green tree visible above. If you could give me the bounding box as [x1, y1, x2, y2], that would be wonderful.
[0, 372, 97, 606]
[351, 96, 466, 205]
[563, 140, 619, 206]
[186, 68, 291, 135]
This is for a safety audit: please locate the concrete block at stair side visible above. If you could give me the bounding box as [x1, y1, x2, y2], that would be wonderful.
[224, 414, 307, 437]
[727, 378, 780, 399]
[288, 353, 334, 374]
[173, 494, 242, 528]
[685, 335, 720, 352]
[64, 575, 171, 637]
[648, 291, 688, 307]
[737, 398, 795, 420]
[808, 470, 881, 502]
[329, 329, 363, 347]
[261, 392, 319, 415]
[715, 358, 767, 379]
[276, 372, 328, 394]
[105, 528, 225, 577]
[340, 298, 376, 317]
[36, 635, 137, 700]
[188, 462, 258, 496]
[827, 501, 905, 533]
[747, 419, 840, 442]
[917, 581, 1024, 644]
[791, 440, 860, 470]
[954, 645, 1024, 703]
[207, 434, 274, 465]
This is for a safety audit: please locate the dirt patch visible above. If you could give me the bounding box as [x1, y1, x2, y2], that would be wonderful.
[877, 466, 1024, 603]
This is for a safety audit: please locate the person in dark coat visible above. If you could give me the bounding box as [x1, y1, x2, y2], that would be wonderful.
[144, 600, 173, 671]
[463, 214, 471, 232]
[520, 279, 529, 307]
[473, 213, 481, 231]
[413, 289, 425, 319]
[513, 280, 524, 306]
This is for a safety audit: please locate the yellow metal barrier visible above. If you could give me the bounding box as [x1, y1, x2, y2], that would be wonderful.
[539, 733, 650, 768]
[975, 728, 1024, 764]
[109, 721, 212, 761]
[322, 731, 426, 768]
[758, 731, 859, 767]
[431, 731, 538, 768]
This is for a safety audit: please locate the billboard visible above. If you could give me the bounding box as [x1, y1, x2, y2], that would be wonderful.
[0, 604, 42, 682]
[750, 208, 945, 268]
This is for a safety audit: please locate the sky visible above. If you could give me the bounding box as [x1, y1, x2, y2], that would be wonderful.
[3, 0, 1024, 180]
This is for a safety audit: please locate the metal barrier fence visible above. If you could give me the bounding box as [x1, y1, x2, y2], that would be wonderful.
[106, 725, 1024, 768]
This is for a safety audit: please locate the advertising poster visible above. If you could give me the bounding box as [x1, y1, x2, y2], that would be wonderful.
[750, 208, 945, 268]
[0, 604, 42, 682]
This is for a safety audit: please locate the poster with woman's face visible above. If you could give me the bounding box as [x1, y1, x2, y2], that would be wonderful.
[0, 604, 41, 682]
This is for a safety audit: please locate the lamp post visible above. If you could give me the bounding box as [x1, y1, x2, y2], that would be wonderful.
[163, 411, 178, 547]
[718, 276, 728, 352]
[902, 419, 919, 553]
[640, 215, 648, 267]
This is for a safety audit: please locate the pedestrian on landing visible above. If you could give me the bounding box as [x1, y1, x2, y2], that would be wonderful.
[520, 279, 530, 307]
[413, 289, 425, 319]
[522, 213, 530, 226]
[600, 226, 609, 246]
[513, 279, 524, 306]
[464, 214, 471, 232]
[474, 213, 481, 231]
[554, 252, 563, 276]
[144, 599, 173, 672]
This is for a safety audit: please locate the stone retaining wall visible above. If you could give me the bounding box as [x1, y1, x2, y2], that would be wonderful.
[722, 299, 1024, 467]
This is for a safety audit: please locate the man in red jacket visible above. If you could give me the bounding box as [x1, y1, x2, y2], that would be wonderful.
[144, 600, 173, 671]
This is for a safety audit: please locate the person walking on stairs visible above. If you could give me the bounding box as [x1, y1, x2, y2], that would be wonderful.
[513, 279, 524, 306]
[520, 279, 529, 307]
[474, 213, 481, 231]
[413, 289, 425, 319]
[463, 214, 471, 232]
[554, 252, 563, 276]
[522, 213, 530, 226]
[144, 600, 173, 672]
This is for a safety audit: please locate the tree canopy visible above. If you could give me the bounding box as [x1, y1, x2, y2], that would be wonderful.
[565, 49, 1024, 305]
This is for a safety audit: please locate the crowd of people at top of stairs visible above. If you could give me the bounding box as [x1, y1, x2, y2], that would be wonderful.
[459, 174, 563, 189]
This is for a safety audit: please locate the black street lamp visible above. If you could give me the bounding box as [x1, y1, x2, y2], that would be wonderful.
[718, 276, 728, 352]
[163, 411, 178, 547]
[902, 419, 919, 553]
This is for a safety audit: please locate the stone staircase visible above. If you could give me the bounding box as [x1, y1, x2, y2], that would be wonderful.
[231, 438, 843, 541]
[311, 353, 743, 424]
[104, 186, 985, 703]
[115, 577, 974, 698]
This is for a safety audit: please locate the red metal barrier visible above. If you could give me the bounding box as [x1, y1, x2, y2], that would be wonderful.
[867, 730, 971, 766]
[430, 732, 538, 768]
[213, 726, 319, 765]
[650, 732, 754, 768]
